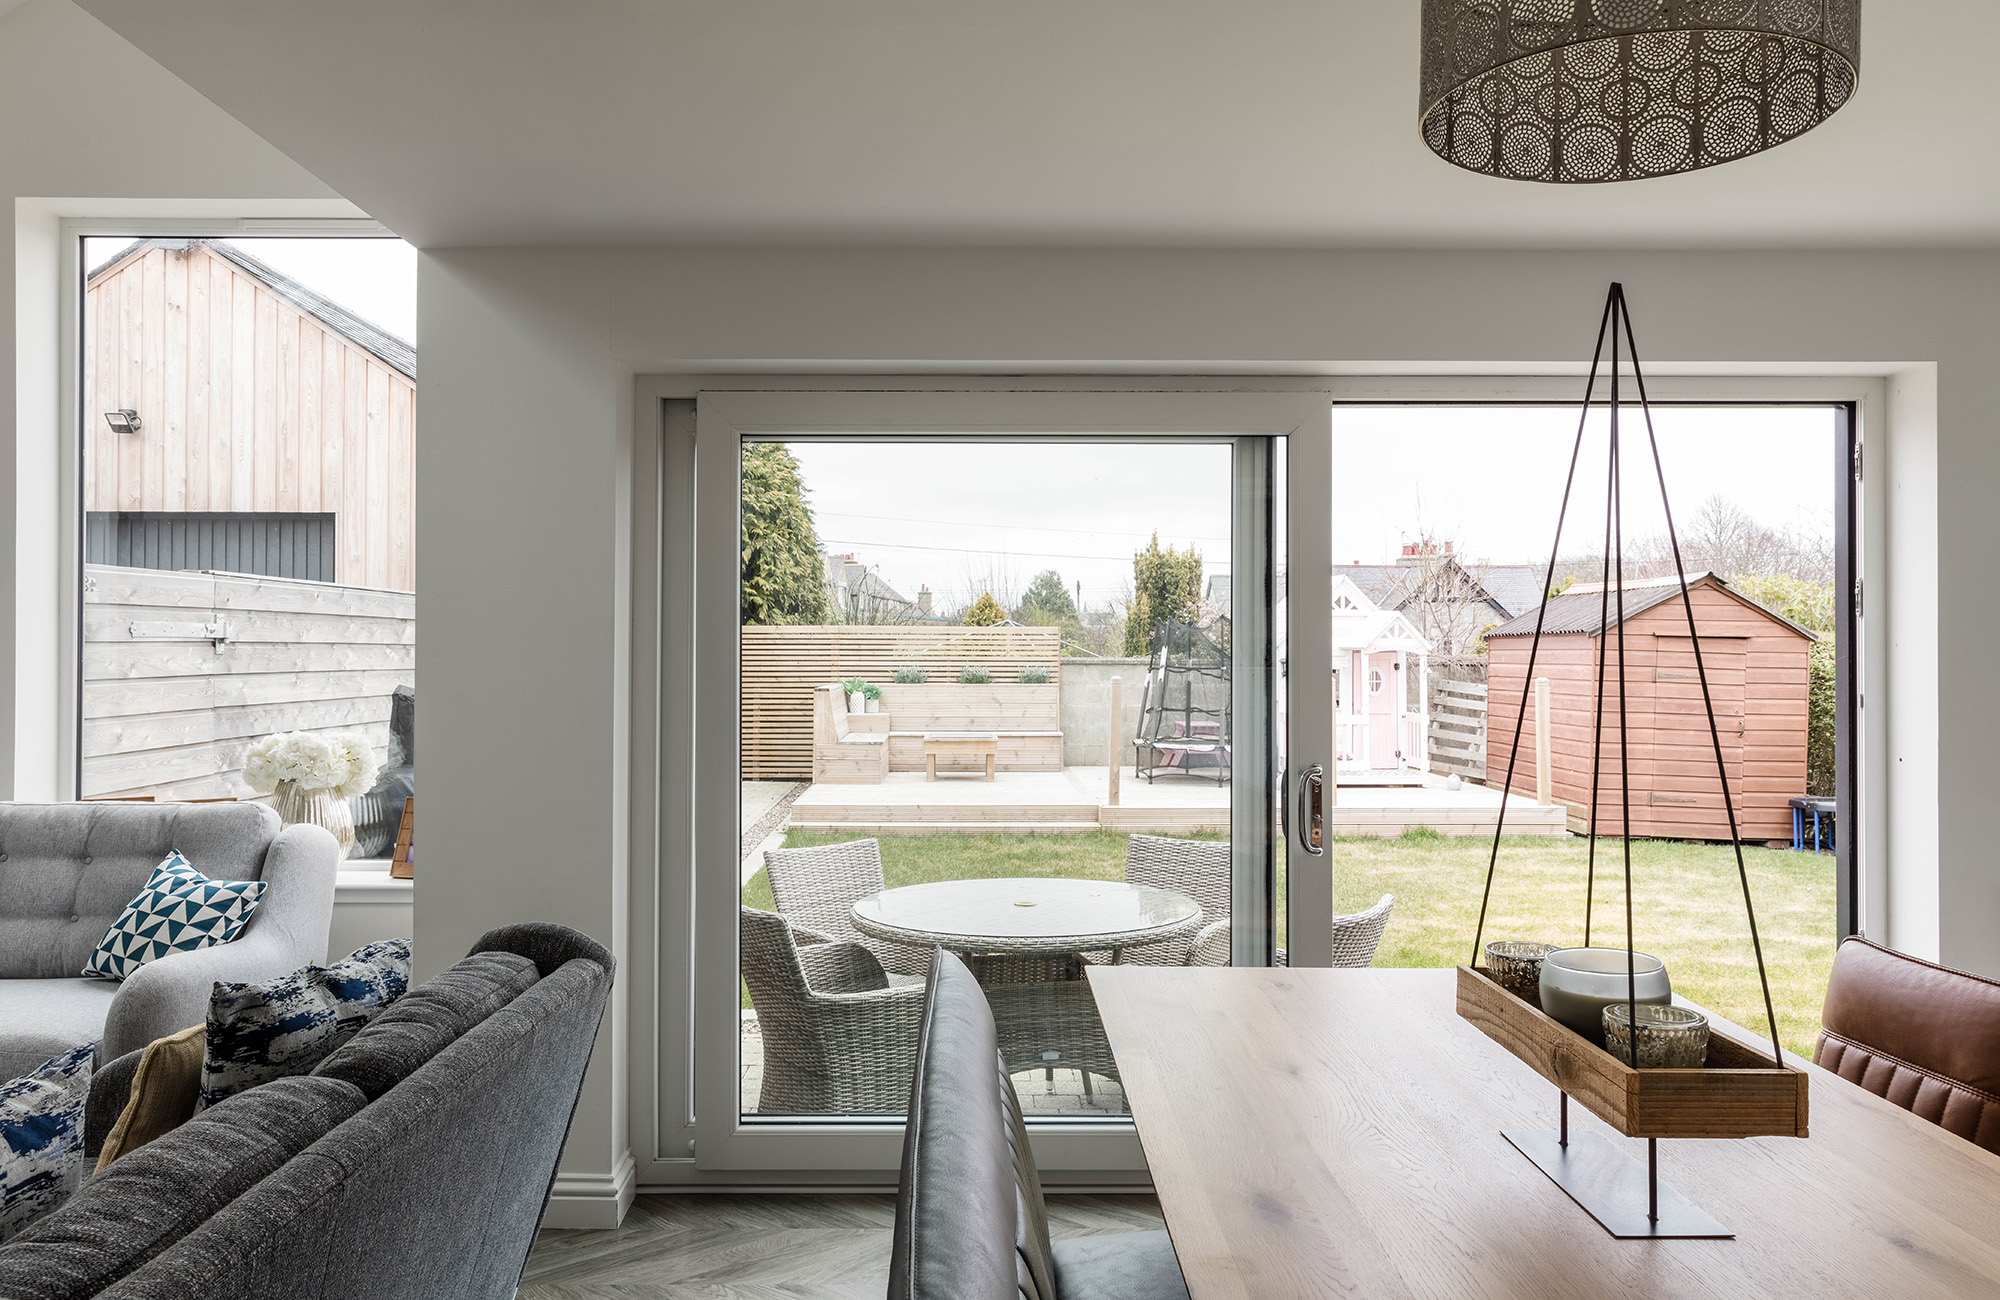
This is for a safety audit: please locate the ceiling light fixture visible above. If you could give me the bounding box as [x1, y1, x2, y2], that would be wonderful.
[105, 408, 143, 435]
[1420, 1, 1861, 183]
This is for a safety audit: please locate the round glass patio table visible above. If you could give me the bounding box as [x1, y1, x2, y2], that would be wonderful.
[850, 877, 1202, 962]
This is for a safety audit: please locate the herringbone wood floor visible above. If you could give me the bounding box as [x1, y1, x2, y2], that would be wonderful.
[520, 1193, 1166, 1298]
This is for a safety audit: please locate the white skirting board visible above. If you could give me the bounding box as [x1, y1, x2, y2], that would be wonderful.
[544, 1151, 638, 1229]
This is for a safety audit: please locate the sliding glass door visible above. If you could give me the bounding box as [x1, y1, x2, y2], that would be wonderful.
[686, 390, 1330, 1173]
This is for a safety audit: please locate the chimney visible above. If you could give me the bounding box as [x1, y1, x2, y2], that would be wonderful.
[843, 559, 867, 593]
[917, 585, 933, 616]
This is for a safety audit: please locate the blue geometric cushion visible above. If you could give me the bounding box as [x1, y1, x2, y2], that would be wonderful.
[199, 938, 412, 1110]
[81, 850, 268, 981]
[0, 1044, 94, 1243]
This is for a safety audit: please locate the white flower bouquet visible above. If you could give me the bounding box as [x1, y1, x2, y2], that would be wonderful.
[244, 731, 378, 800]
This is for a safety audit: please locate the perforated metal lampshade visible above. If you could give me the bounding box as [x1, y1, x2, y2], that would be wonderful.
[1420, 1, 1861, 183]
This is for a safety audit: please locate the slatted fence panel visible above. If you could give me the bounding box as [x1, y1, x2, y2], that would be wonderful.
[741, 625, 1061, 779]
[82, 563, 415, 799]
[1428, 674, 1488, 783]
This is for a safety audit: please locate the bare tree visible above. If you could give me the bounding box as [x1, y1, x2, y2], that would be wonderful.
[1384, 525, 1500, 658]
[944, 559, 1023, 622]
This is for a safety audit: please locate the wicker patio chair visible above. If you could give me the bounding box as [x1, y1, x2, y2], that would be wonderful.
[1117, 833, 1230, 966]
[1187, 892, 1395, 969]
[739, 907, 926, 1114]
[762, 837, 929, 979]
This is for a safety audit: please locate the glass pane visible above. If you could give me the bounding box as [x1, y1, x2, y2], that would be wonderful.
[79, 236, 418, 854]
[1327, 404, 1841, 1056]
[737, 438, 1270, 1120]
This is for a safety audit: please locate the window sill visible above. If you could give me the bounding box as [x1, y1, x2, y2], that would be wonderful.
[336, 859, 412, 903]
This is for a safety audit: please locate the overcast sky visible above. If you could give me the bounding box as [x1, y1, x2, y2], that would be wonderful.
[790, 406, 1836, 612]
[85, 236, 417, 343]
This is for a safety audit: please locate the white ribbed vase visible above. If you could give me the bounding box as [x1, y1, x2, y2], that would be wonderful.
[272, 780, 355, 860]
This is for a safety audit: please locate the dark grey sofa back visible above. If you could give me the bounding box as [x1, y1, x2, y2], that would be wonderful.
[890, 950, 1057, 1300]
[0, 803, 279, 979]
[0, 1076, 366, 1300]
[98, 924, 614, 1300]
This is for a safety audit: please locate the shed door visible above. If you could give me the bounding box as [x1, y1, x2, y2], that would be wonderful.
[1649, 634, 1747, 837]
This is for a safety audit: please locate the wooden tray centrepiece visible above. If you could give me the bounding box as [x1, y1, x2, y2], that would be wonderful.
[1454, 285, 1811, 1237]
[1457, 965, 1807, 1140]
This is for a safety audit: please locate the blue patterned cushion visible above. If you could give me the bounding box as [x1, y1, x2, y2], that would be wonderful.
[81, 850, 268, 981]
[0, 1044, 93, 1243]
[199, 938, 412, 1110]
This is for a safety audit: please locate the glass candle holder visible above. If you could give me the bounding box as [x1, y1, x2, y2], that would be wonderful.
[1603, 1002, 1709, 1068]
[1538, 948, 1671, 1047]
[1484, 940, 1557, 1002]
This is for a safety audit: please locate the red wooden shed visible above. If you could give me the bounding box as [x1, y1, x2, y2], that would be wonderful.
[1484, 573, 1814, 842]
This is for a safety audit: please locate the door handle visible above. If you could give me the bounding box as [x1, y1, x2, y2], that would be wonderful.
[1297, 764, 1326, 857]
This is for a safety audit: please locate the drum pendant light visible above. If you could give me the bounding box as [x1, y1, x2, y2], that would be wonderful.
[1420, 1, 1861, 183]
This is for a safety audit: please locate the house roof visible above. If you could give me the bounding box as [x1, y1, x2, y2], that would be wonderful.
[824, 553, 918, 612]
[88, 238, 416, 380]
[1336, 559, 1543, 620]
[1485, 572, 1817, 641]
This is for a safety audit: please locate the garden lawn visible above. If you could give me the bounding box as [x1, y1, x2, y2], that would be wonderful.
[746, 829, 1836, 1057]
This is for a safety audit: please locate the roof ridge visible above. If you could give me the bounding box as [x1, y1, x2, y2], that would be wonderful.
[88, 237, 414, 381]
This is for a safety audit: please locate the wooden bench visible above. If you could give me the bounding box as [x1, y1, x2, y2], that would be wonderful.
[811, 685, 888, 784]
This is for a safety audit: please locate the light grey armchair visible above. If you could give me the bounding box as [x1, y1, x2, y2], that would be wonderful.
[1121, 833, 1394, 969]
[0, 801, 340, 1079]
[761, 836, 929, 979]
[739, 906, 926, 1114]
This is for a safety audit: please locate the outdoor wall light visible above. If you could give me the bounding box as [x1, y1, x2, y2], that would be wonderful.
[1420, 0, 1861, 182]
[105, 409, 142, 435]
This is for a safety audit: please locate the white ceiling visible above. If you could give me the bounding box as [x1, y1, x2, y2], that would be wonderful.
[73, 0, 2000, 250]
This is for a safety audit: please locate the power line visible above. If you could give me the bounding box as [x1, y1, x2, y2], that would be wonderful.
[817, 508, 1230, 547]
[821, 536, 1231, 568]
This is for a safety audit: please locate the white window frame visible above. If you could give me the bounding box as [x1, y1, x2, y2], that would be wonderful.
[627, 371, 1892, 1190]
[634, 384, 1328, 1181]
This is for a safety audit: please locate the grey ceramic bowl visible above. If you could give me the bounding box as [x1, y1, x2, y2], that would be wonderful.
[1538, 947, 1671, 1046]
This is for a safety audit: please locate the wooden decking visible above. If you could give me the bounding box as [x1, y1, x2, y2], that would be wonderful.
[785, 767, 1568, 837]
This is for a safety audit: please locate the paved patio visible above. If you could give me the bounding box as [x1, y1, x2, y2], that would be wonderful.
[783, 766, 1566, 837]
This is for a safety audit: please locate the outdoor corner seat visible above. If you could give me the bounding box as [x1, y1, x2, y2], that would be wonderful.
[1121, 834, 1394, 969]
[1815, 936, 2000, 1154]
[889, 949, 1190, 1300]
[0, 923, 614, 1300]
[740, 906, 926, 1114]
[0, 801, 340, 1080]
[763, 837, 930, 979]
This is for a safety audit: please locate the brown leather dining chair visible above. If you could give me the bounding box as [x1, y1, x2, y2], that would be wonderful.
[1815, 937, 2000, 1154]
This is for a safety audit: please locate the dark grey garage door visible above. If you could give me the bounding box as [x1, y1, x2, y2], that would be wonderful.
[85, 512, 337, 582]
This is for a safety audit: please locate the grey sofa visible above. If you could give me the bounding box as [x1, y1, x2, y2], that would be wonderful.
[0, 801, 341, 1080]
[0, 922, 615, 1300]
[889, 949, 1191, 1300]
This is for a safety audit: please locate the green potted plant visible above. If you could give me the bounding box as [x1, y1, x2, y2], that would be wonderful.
[892, 665, 928, 684]
[1018, 665, 1051, 684]
[959, 665, 992, 685]
[861, 682, 883, 713]
[841, 676, 869, 713]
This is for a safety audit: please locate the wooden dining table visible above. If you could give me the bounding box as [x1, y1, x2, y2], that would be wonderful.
[1086, 966, 2000, 1299]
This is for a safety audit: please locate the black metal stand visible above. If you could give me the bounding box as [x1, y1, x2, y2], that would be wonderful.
[1504, 1093, 1733, 1240]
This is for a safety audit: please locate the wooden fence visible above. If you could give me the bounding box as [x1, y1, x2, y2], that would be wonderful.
[1427, 669, 1488, 784]
[82, 564, 415, 800]
[741, 624, 1061, 779]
